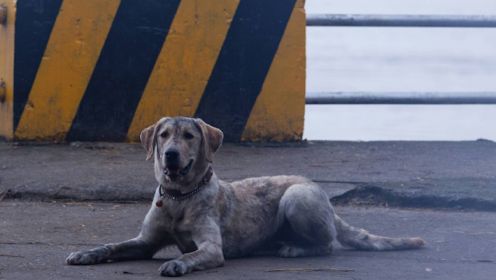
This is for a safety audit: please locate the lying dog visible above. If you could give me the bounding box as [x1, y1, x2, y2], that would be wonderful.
[66, 116, 425, 276]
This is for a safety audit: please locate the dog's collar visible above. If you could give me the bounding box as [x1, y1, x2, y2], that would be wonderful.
[157, 166, 213, 204]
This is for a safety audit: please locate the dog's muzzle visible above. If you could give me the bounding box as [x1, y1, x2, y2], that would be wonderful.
[164, 159, 194, 179]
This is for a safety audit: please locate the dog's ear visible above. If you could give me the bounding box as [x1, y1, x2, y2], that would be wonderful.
[195, 118, 224, 162]
[140, 124, 157, 160]
[140, 117, 170, 160]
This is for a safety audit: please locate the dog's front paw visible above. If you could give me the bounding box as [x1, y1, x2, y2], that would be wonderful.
[66, 247, 110, 265]
[159, 259, 190, 277]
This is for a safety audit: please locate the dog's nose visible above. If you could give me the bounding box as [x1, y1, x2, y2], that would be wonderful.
[165, 150, 179, 162]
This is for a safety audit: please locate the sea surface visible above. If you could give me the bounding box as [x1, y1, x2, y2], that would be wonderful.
[304, 0, 496, 140]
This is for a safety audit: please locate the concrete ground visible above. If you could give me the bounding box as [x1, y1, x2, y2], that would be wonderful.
[2, 140, 496, 209]
[1, 140, 496, 279]
[1, 202, 496, 280]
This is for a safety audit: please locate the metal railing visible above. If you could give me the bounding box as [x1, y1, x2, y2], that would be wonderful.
[307, 14, 496, 28]
[306, 14, 496, 104]
[306, 92, 496, 105]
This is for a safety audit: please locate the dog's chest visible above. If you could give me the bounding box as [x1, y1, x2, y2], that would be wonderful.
[161, 205, 198, 253]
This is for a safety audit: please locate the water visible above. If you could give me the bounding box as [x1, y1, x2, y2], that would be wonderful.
[304, 0, 496, 141]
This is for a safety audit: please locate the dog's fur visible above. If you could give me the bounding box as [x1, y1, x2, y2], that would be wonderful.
[66, 117, 425, 277]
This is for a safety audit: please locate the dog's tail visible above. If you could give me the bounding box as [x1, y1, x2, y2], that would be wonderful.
[333, 214, 425, 251]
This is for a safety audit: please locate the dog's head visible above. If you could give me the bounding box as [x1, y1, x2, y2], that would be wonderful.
[140, 117, 223, 190]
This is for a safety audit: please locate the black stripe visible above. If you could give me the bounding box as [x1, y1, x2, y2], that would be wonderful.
[195, 0, 297, 142]
[67, 0, 181, 141]
[14, 0, 63, 129]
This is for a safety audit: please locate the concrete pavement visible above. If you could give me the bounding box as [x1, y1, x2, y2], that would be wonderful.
[1, 201, 496, 280]
[1, 140, 496, 210]
[1, 140, 496, 279]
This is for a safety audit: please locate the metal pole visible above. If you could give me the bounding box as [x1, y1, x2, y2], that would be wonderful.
[306, 92, 496, 105]
[307, 14, 496, 28]
[0, 5, 6, 25]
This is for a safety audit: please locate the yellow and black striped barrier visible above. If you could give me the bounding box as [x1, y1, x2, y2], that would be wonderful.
[0, 0, 305, 142]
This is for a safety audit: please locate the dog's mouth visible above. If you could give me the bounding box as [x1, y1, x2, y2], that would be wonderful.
[164, 159, 194, 179]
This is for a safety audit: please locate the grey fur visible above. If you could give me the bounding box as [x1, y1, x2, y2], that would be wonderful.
[66, 117, 425, 277]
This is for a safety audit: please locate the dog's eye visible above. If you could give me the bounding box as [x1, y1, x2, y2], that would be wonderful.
[184, 132, 194, 140]
[160, 131, 169, 138]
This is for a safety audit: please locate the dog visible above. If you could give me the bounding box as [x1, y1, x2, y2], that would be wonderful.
[66, 116, 425, 277]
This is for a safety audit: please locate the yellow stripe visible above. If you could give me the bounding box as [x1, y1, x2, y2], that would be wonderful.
[15, 0, 120, 140]
[127, 0, 240, 141]
[0, 0, 15, 139]
[241, 0, 306, 141]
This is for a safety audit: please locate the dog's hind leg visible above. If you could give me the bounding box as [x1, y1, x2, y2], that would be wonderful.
[277, 184, 337, 258]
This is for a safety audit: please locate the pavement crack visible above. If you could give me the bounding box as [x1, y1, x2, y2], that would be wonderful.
[0, 254, 25, 259]
[120, 271, 147, 276]
[0, 241, 49, 246]
[331, 185, 496, 212]
[0, 241, 101, 247]
[476, 259, 494, 263]
[312, 179, 366, 185]
[266, 267, 354, 273]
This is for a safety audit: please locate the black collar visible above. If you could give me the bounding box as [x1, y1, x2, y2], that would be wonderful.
[159, 166, 213, 201]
